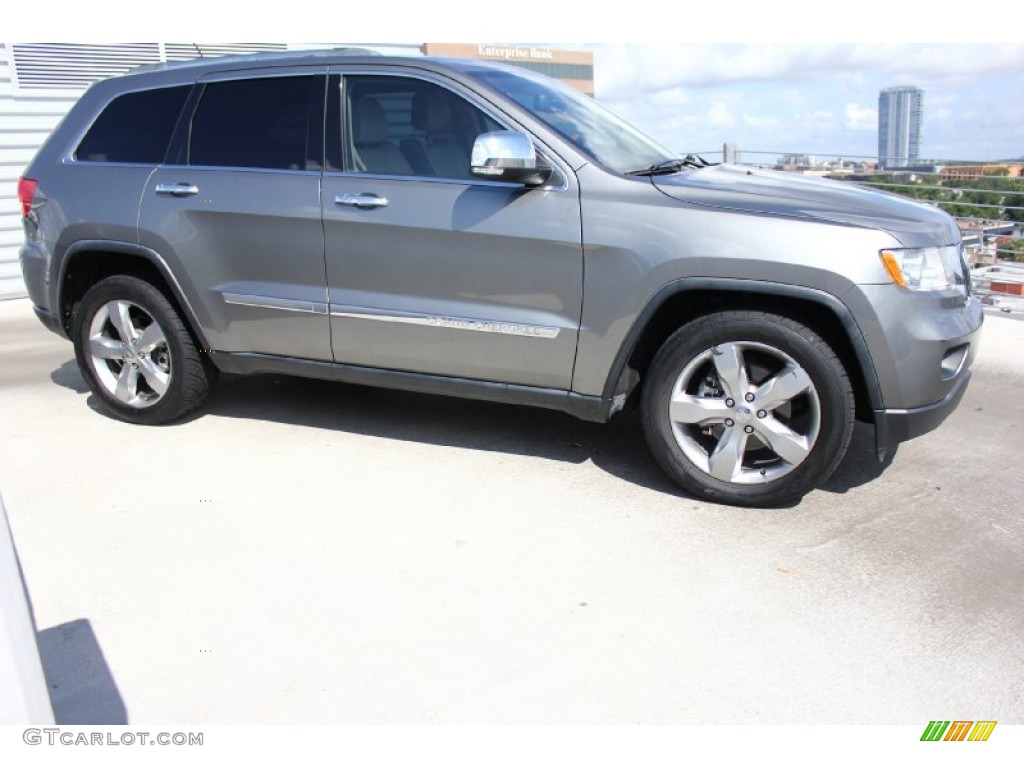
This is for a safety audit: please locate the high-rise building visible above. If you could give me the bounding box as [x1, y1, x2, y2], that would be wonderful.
[878, 86, 923, 169]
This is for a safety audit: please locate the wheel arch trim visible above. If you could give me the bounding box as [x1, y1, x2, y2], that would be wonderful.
[600, 277, 885, 413]
[58, 239, 212, 349]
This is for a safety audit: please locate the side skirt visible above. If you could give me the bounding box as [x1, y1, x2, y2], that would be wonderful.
[209, 351, 609, 423]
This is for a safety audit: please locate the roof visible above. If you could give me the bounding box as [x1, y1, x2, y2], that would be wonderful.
[116, 48, 520, 81]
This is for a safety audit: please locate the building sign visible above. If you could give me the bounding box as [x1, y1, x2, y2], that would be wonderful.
[422, 43, 594, 95]
[476, 45, 554, 61]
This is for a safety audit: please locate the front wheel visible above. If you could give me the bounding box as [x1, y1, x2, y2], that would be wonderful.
[641, 311, 855, 507]
[72, 275, 216, 424]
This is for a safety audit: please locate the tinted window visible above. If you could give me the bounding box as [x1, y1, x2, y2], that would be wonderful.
[190, 77, 313, 170]
[76, 86, 190, 163]
[465, 68, 673, 174]
[343, 76, 503, 179]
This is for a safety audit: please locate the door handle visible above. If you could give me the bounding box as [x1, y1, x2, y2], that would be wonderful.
[335, 193, 389, 209]
[155, 183, 200, 197]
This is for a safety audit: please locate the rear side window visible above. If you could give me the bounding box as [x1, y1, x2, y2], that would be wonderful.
[189, 77, 313, 170]
[76, 86, 190, 163]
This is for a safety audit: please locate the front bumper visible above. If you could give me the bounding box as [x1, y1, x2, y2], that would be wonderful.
[849, 283, 983, 461]
[873, 369, 972, 460]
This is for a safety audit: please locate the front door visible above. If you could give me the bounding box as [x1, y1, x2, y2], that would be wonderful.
[321, 72, 583, 390]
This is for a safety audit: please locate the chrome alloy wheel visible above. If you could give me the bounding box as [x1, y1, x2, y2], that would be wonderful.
[87, 300, 171, 408]
[668, 341, 821, 485]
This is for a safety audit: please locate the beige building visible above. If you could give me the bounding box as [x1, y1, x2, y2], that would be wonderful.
[940, 163, 1024, 181]
[422, 44, 594, 95]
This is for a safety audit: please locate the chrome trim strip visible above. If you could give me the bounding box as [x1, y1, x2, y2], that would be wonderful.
[322, 170, 526, 189]
[223, 293, 328, 315]
[156, 164, 321, 176]
[330, 307, 560, 339]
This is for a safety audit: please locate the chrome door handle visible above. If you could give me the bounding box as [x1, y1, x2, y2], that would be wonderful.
[335, 193, 389, 209]
[155, 183, 199, 197]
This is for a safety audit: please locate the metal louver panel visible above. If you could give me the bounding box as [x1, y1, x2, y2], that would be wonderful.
[164, 43, 287, 61]
[11, 43, 161, 89]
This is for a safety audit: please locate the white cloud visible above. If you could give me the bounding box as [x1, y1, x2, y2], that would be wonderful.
[802, 110, 836, 122]
[592, 44, 1024, 160]
[844, 103, 876, 130]
[707, 101, 736, 129]
[743, 114, 782, 129]
[590, 43, 1024, 100]
[651, 87, 691, 107]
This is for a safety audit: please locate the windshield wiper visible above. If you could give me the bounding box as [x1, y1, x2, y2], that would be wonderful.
[627, 154, 715, 176]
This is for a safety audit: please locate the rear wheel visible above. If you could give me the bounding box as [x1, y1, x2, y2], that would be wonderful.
[72, 275, 215, 424]
[641, 311, 854, 507]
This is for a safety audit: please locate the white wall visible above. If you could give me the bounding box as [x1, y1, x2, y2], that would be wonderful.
[0, 44, 83, 299]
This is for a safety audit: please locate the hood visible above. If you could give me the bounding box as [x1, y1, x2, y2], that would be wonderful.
[652, 164, 960, 248]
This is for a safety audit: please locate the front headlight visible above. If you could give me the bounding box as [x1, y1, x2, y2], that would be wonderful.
[879, 245, 967, 293]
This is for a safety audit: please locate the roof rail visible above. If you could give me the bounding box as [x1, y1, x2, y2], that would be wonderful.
[331, 47, 382, 56]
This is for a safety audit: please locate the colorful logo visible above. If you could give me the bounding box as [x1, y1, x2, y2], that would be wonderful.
[920, 721, 997, 742]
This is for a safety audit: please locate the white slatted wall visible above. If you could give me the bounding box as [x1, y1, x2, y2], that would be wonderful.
[1, 44, 85, 297]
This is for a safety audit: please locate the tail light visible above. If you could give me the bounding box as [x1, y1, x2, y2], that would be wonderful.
[18, 177, 38, 217]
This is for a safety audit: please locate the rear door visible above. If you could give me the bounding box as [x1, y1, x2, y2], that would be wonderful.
[321, 69, 583, 389]
[138, 68, 331, 360]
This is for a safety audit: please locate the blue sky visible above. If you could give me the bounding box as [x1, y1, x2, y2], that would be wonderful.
[580, 44, 1024, 163]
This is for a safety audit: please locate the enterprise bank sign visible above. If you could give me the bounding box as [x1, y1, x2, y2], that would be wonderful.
[477, 45, 554, 61]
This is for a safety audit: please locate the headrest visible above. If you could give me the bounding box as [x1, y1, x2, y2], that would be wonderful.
[412, 90, 452, 133]
[354, 98, 388, 145]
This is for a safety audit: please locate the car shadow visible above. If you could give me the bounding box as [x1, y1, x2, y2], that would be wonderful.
[50, 359, 90, 394]
[51, 360, 892, 503]
[820, 421, 896, 494]
[202, 371, 687, 497]
[36, 618, 128, 725]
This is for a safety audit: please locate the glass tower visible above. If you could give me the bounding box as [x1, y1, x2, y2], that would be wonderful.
[878, 86, 923, 169]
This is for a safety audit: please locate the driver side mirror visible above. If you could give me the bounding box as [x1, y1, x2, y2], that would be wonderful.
[470, 131, 551, 187]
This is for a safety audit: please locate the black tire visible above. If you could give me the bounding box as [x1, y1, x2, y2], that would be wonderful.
[72, 275, 216, 424]
[640, 311, 854, 508]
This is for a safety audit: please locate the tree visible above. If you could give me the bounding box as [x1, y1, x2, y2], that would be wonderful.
[997, 238, 1024, 263]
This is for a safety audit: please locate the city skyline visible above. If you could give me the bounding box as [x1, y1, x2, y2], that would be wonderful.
[583, 44, 1024, 163]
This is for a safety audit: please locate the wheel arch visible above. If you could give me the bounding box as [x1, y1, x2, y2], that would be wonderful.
[603, 278, 884, 424]
[57, 240, 212, 350]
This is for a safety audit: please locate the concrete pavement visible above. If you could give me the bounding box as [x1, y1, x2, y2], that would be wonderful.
[1, 297, 1022, 724]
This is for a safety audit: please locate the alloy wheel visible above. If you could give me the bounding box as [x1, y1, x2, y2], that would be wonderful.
[87, 299, 171, 408]
[667, 340, 821, 485]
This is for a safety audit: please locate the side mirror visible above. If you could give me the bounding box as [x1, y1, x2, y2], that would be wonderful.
[470, 131, 551, 186]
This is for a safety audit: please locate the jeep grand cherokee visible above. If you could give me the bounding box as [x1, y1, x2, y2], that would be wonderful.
[18, 50, 983, 506]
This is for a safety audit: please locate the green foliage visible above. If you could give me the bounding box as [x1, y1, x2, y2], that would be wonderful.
[1004, 192, 1024, 222]
[998, 238, 1024, 262]
[857, 172, 1024, 220]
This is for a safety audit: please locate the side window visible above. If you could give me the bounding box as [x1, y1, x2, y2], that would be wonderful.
[343, 76, 504, 179]
[190, 77, 314, 170]
[75, 86, 190, 163]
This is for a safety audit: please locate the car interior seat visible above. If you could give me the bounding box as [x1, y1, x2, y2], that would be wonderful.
[352, 96, 413, 175]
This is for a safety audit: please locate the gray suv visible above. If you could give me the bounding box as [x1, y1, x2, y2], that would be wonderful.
[18, 50, 983, 507]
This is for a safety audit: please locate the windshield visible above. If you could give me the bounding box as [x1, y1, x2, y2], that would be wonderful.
[463, 66, 675, 175]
